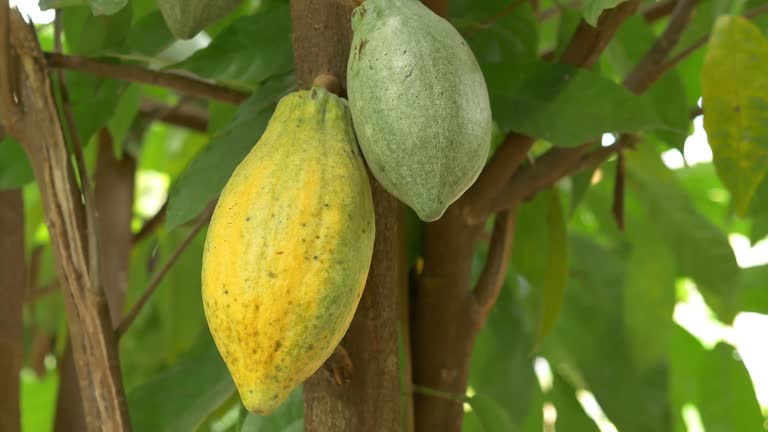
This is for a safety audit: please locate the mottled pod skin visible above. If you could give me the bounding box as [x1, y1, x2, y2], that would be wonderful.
[201, 88, 375, 414]
[347, 0, 492, 221]
[157, 0, 241, 39]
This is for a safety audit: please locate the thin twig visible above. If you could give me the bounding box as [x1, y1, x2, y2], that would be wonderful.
[473, 210, 516, 312]
[642, 0, 678, 22]
[612, 153, 625, 230]
[660, 3, 768, 76]
[0, 1, 15, 120]
[690, 105, 703, 118]
[116, 203, 214, 337]
[44, 52, 249, 105]
[54, 12, 101, 295]
[412, 385, 468, 404]
[139, 100, 208, 132]
[132, 202, 167, 244]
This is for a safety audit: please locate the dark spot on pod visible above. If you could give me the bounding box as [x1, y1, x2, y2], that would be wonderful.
[276, 251, 283, 255]
[268, 271, 277, 278]
[323, 203, 330, 208]
[315, 235, 320, 239]
[224, 290, 229, 295]
[313, 256, 319, 261]
[310, 88, 318, 99]
[308, 343, 314, 350]
[246, 217, 251, 221]
[275, 341, 282, 352]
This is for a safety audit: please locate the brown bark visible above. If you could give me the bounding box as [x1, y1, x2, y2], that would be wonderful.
[44, 52, 248, 105]
[0, 189, 25, 432]
[412, 210, 484, 432]
[93, 130, 137, 320]
[290, 1, 404, 430]
[410, 1, 639, 430]
[289, 0, 354, 91]
[55, 130, 136, 431]
[0, 10, 131, 431]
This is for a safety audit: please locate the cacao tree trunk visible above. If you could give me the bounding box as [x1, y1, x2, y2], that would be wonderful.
[0, 189, 25, 432]
[290, 1, 405, 430]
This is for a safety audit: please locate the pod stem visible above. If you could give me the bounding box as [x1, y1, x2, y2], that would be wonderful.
[312, 73, 342, 96]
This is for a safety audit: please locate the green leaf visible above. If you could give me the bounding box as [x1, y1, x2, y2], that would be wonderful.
[667, 326, 705, 432]
[62, 5, 132, 55]
[582, 0, 629, 27]
[166, 76, 294, 230]
[66, 74, 123, 146]
[155, 228, 208, 361]
[746, 0, 768, 36]
[88, 0, 127, 15]
[173, 3, 293, 89]
[701, 16, 768, 216]
[122, 11, 175, 56]
[512, 189, 568, 343]
[483, 60, 662, 147]
[0, 138, 34, 190]
[107, 84, 142, 152]
[624, 217, 677, 369]
[467, 394, 516, 432]
[545, 236, 673, 432]
[698, 343, 764, 432]
[555, 7, 583, 59]
[450, 0, 538, 64]
[740, 264, 768, 314]
[21, 369, 58, 432]
[569, 168, 595, 215]
[625, 145, 740, 321]
[238, 388, 303, 431]
[128, 335, 235, 432]
[550, 373, 600, 432]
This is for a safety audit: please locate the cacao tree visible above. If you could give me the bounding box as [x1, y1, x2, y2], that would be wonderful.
[0, 0, 767, 431]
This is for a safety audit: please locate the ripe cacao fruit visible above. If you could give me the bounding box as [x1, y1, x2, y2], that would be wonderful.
[157, 0, 241, 39]
[347, 0, 492, 221]
[201, 87, 375, 414]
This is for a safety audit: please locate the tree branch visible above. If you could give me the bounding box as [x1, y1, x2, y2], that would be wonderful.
[559, 0, 641, 68]
[115, 203, 213, 338]
[660, 2, 768, 75]
[44, 52, 249, 105]
[0, 189, 25, 432]
[54, 13, 101, 297]
[623, 0, 697, 93]
[2, 9, 131, 431]
[461, 0, 640, 222]
[139, 100, 208, 132]
[642, 0, 678, 22]
[472, 210, 517, 313]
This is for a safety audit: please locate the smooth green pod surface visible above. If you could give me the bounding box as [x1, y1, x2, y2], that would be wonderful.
[347, 0, 492, 221]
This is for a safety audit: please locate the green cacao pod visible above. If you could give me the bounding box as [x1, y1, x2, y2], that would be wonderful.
[201, 87, 375, 414]
[157, 0, 241, 39]
[347, 0, 492, 221]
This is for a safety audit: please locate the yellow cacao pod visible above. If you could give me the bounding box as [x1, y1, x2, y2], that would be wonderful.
[201, 87, 375, 414]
